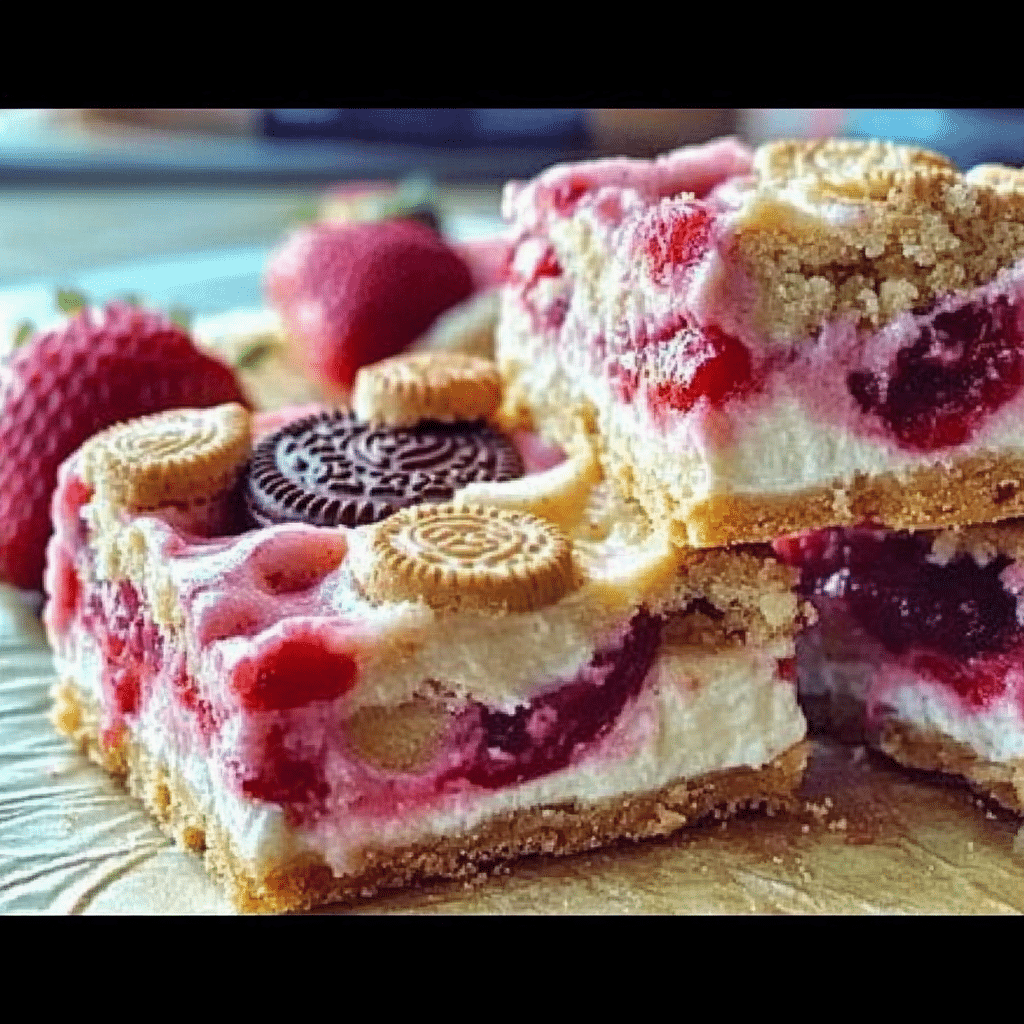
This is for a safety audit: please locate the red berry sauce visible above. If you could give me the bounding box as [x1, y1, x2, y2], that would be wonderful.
[550, 174, 593, 217]
[171, 666, 219, 743]
[449, 609, 663, 789]
[608, 357, 640, 404]
[847, 297, 1024, 450]
[48, 546, 81, 637]
[777, 528, 1021, 708]
[611, 322, 753, 417]
[231, 612, 661, 823]
[648, 325, 753, 416]
[533, 247, 563, 282]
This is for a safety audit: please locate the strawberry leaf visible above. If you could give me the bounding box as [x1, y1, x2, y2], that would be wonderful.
[168, 306, 193, 330]
[12, 320, 35, 348]
[55, 288, 88, 314]
[234, 336, 277, 369]
[293, 200, 320, 224]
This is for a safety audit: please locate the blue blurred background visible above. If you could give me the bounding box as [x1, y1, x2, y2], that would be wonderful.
[1, 109, 1020, 344]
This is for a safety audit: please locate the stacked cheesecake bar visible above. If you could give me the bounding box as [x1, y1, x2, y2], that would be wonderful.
[496, 136, 1024, 812]
[47, 132, 1024, 912]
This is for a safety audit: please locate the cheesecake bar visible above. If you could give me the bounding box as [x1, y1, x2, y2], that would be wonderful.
[497, 137, 1024, 548]
[776, 523, 1024, 813]
[43, 356, 809, 912]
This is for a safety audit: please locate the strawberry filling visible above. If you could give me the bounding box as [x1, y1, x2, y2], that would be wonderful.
[234, 610, 663, 826]
[509, 165, 1024, 460]
[643, 203, 712, 281]
[231, 635, 358, 713]
[241, 724, 331, 814]
[776, 528, 1024, 710]
[609, 323, 753, 420]
[79, 580, 164, 747]
[47, 444, 662, 832]
[847, 297, 1024, 451]
[453, 608, 662, 789]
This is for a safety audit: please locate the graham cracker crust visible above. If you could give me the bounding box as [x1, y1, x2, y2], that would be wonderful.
[51, 678, 808, 914]
[657, 451, 1024, 549]
[878, 718, 1024, 815]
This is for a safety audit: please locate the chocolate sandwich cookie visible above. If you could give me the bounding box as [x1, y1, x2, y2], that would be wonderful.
[243, 409, 524, 529]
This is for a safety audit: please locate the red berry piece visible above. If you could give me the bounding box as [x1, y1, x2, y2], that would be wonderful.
[910, 652, 1012, 710]
[83, 580, 165, 726]
[848, 297, 1024, 450]
[532, 246, 563, 282]
[266, 220, 474, 391]
[241, 724, 329, 816]
[648, 325, 753, 415]
[232, 635, 357, 712]
[171, 667, 218, 742]
[0, 303, 249, 592]
[549, 173, 592, 216]
[643, 203, 712, 281]
[608, 357, 640, 404]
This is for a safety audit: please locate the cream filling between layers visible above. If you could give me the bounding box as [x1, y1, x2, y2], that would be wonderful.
[102, 457, 682, 714]
[291, 640, 805, 875]
[56, 615, 803, 876]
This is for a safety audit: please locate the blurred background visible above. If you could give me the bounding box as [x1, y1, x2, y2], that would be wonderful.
[1, 108, 1020, 340]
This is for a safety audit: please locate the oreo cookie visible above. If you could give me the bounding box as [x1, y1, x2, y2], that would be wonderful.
[243, 410, 524, 529]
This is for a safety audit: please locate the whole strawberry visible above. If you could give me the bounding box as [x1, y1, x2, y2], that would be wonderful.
[0, 303, 250, 592]
[266, 220, 474, 391]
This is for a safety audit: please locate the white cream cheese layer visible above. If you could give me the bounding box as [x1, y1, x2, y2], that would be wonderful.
[883, 675, 1024, 763]
[295, 641, 805, 875]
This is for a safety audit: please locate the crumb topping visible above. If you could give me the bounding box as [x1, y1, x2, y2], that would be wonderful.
[661, 547, 809, 647]
[733, 141, 1024, 339]
[966, 164, 1024, 193]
